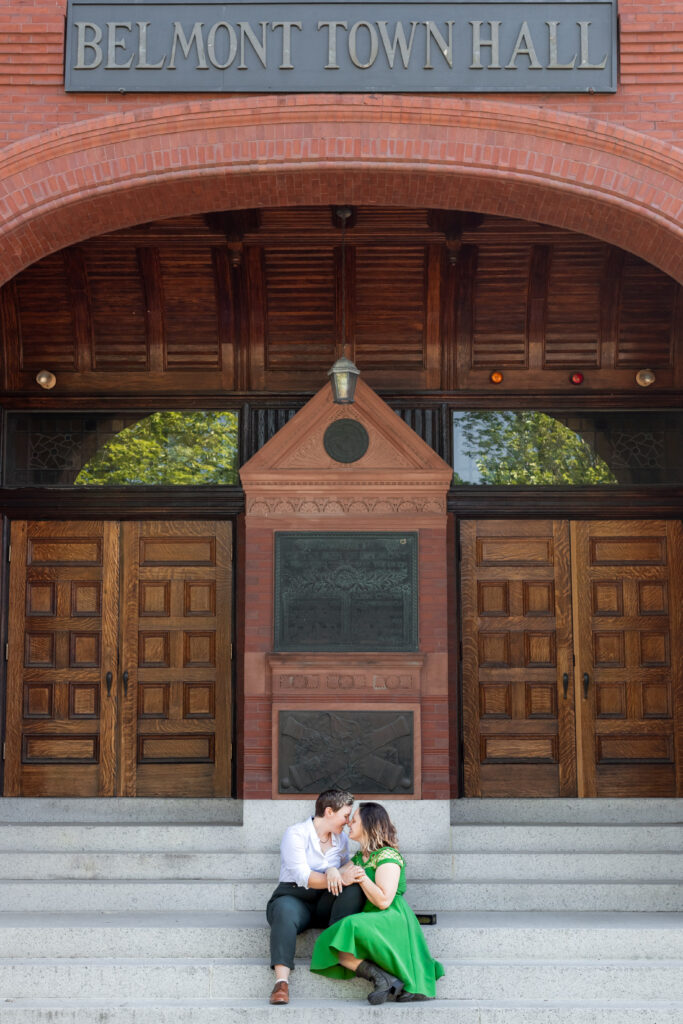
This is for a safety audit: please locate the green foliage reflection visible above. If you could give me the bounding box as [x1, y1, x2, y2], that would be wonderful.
[75, 411, 239, 486]
[453, 411, 617, 485]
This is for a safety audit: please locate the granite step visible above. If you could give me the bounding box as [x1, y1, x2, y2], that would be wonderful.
[0, 911, 679, 961]
[1, 957, 682, 1001]
[0, 850, 679, 882]
[0, 878, 679, 913]
[449, 824, 683, 853]
[1, 998, 681, 1024]
[450, 799, 683, 825]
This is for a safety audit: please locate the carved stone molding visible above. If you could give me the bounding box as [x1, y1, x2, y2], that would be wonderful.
[268, 653, 424, 697]
[247, 495, 446, 516]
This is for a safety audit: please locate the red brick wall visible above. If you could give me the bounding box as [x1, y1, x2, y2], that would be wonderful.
[1, 1, 681, 143]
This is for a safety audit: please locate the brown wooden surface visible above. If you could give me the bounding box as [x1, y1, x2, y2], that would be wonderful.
[120, 521, 232, 797]
[461, 520, 576, 797]
[461, 518, 683, 797]
[4, 521, 119, 796]
[4, 520, 232, 797]
[572, 521, 683, 797]
[2, 209, 680, 398]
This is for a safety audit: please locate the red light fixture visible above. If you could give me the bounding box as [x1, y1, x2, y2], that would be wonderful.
[490, 371, 504, 384]
[570, 371, 584, 385]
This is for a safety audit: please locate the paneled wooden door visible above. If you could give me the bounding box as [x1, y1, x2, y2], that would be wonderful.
[4, 520, 232, 797]
[571, 521, 683, 797]
[461, 519, 683, 797]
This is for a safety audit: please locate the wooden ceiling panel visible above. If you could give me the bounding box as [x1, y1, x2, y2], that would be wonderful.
[617, 254, 678, 368]
[471, 244, 531, 368]
[160, 248, 222, 369]
[263, 248, 337, 370]
[88, 248, 147, 370]
[544, 242, 606, 369]
[354, 246, 426, 369]
[1, 208, 680, 397]
[15, 254, 77, 371]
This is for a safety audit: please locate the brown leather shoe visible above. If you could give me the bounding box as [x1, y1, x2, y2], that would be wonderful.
[269, 981, 290, 1005]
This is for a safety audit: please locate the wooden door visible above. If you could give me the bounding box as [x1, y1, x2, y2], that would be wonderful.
[572, 521, 683, 797]
[461, 519, 683, 797]
[119, 521, 232, 797]
[4, 520, 232, 797]
[4, 521, 119, 796]
[461, 520, 576, 797]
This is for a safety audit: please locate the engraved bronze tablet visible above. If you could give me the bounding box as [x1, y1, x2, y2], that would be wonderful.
[274, 532, 418, 652]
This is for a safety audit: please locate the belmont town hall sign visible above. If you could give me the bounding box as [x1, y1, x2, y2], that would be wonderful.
[65, 0, 617, 93]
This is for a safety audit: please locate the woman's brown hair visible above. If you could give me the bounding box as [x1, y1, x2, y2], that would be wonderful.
[358, 802, 399, 852]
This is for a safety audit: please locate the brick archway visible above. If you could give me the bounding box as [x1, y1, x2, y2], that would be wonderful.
[0, 94, 681, 284]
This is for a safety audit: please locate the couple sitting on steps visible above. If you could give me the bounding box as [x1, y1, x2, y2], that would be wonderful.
[266, 788, 444, 1005]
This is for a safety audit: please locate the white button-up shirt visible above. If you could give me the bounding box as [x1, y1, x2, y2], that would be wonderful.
[279, 817, 350, 889]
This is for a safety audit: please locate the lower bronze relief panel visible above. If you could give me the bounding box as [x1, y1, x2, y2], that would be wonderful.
[277, 709, 416, 796]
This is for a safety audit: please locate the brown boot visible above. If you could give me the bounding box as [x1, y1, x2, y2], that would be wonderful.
[269, 980, 290, 1004]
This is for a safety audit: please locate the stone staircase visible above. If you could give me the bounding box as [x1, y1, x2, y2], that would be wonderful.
[0, 798, 681, 1023]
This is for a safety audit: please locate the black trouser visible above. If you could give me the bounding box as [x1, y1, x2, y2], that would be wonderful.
[266, 881, 366, 969]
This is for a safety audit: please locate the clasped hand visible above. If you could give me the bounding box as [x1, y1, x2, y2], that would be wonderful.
[327, 862, 367, 893]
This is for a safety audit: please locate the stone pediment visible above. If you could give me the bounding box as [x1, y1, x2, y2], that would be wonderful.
[240, 379, 452, 516]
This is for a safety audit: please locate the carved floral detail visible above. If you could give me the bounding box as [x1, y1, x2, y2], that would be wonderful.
[248, 495, 445, 515]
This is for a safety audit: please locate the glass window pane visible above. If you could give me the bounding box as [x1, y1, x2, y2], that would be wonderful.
[452, 410, 683, 486]
[4, 411, 239, 487]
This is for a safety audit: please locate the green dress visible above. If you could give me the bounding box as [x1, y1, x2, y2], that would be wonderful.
[310, 846, 445, 998]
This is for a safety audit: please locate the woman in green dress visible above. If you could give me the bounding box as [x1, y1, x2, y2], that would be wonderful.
[310, 802, 444, 1004]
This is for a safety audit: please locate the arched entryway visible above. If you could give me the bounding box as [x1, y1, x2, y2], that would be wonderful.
[0, 96, 681, 286]
[0, 113, 682, 797]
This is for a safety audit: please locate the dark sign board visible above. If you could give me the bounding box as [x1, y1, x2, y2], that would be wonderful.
[65, 1, 617, 93]
[274, 531, 419, 652]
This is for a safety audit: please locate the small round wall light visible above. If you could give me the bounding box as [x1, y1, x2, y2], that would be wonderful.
[490, 370, 504, 385]
[35, 370, 57, 390]
[636, 368, 656, 387]
[570, 371, 584, 385]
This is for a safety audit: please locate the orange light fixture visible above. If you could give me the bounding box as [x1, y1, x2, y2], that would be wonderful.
[490, 371, 504, 384]
[570, 372, 584, 385]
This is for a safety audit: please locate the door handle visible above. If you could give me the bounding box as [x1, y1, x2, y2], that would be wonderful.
[562, 673, 569, 700]
[105, 671, 113, 697]
[583, 672, 590, 699]
[123, 670, 129, 697]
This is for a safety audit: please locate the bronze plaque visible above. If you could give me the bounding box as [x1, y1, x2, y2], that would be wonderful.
[274, 532, 418, 652]
[279, 709, 414, 794]
[323, 419, 370, 463]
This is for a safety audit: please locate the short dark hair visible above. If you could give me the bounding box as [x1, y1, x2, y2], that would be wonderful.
[315, 789, 354, 817]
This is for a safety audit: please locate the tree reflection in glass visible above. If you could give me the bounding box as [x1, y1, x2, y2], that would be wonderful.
[452, 411, 617, 486]
[75, 410, 239, 486]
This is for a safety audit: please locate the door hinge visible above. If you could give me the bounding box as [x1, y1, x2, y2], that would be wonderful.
[4, 643, 8, 661]
[229, 643, 233, 660]
[2, 742, 5, 761]
[7, 544, 10, 563]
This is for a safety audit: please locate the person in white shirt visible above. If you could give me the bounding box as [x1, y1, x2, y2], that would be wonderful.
[266, 789, 364, 1004]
